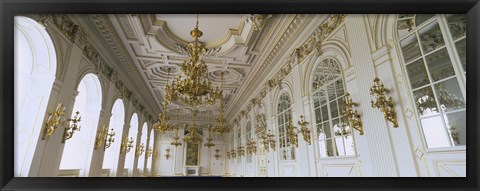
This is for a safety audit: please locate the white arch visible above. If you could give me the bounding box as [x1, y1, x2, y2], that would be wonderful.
[59, 73, 102, 177]
[102, 99, 125, 177]
[14, 16, 57, 177]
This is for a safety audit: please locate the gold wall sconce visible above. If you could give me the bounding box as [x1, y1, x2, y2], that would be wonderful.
[262, 129, 276, 152]
[287, 118, 298, 148]
[226, 151, 231, 159]
[204, 137, 215, 148]
[164, 148, 171, 159]
[120, 136, 134, 154]
[297, 115, 311, 145]
[214, 149, 221, 160]
[94, 125, 107, 150]
[230, 149, 237, 158]
[135, 143, 145, 157]
[237, 146, 245, 157]
[370, 77, 399, 128]
[342, 92, 364, 135]
[104, 128, 115, 150]
[146, 146, 153, 158]
[42, 103, 66, 140]
[246, 139, 257, 155]
[61, 111, 82, 143]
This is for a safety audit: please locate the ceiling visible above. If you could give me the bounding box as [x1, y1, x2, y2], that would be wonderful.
[76, 14, 320, 125]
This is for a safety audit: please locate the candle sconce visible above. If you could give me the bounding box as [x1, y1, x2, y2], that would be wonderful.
[226, 151, 231, 159]
[230, 149, 237, 158]
[204, 137, 215, 148]
[214, 149, 221, 160]
[94, 125, 108, 150]
[237, 146, 245, 157]
[297, 115, 311, 145]
[135, 143, 145, 157]
[104, 128, 115, 150]
[265, 130, 276, 151]
[246, 139, 257, 155]
[342, 92, 364, 135]
[370, 77, 399, 127]
[42, 103, 66, 140]
[146, 146, 153, 158]
[164, 148, 171, 159]
[120, 136, 134, 154]
[62, 111, 82, 143]
[287, 118, 298, 148]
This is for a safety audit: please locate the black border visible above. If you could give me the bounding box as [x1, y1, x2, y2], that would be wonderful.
[1, 0, 479, 191]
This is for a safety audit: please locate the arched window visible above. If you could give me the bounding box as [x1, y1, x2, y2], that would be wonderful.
[14, 16, 57, 177]
[277, 92, 295, 160]
[397, 14, 466, 148]
[311, 58, 355, 158]
[137, 122, 148, 176]
[59, 73, 102, 177]
[245, 121, 252, 163]
[102, 99, 124, 177]
[124, 113, 138, 176]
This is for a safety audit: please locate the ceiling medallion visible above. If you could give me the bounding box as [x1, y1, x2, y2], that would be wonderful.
[165, 14, 222, 107]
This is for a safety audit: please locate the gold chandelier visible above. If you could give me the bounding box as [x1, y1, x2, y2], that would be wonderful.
[212, 72, 230, 135]
[165, 14, 222, 107]
[153, 68, 175, 133]
[183, 110, 203, 143]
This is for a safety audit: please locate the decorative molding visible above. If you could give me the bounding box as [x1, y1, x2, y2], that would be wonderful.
[230, 14, 346, 123]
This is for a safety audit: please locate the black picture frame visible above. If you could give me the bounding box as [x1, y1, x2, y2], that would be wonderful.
[1, 0, 479, 191]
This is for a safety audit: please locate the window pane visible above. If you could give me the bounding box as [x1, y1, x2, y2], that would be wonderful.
[321, 105, 329, 121]
[325, 139, 336, 157]
[313, 92, 320, 108]
[421, 116, 451, 148]
[415, 14, 435, 26]
[290, 147, 295, 160]
[418, 21, 445, 54]
[327, 83, 336, 101]
[425, 48, 455, 82]
[322, 122, 332, 139]
[406, 59, 430, 89]
[413, 86, 439, 117]
[400, 34, 422, 63]
[334, 79, 345, 96]
[317, 124, 325, 139]
[335, 136, 346, 156]
[444, 111, 466, 146]
[330, 101, 339, 118]
[455, 38, 466, 72]
[446, 14, 466, 41]
[434, 78, 465, 112]
[314, 107, 322, 124]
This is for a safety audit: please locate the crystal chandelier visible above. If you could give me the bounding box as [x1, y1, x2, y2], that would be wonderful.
[165, 14, 222, 107]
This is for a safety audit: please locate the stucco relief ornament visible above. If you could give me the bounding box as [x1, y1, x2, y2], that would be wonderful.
[37, 14, 53, 28]
[244, 14, 272, 31]
[255, 113, 267, 133]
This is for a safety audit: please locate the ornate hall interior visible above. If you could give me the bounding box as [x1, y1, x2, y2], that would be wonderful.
[14, 14, 467, 177]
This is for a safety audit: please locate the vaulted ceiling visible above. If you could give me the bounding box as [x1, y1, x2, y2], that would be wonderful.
[74, 14, 323, 124]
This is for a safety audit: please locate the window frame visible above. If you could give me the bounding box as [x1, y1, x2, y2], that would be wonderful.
[310, 57, 357, 159]
[396, 14, 467, 152]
